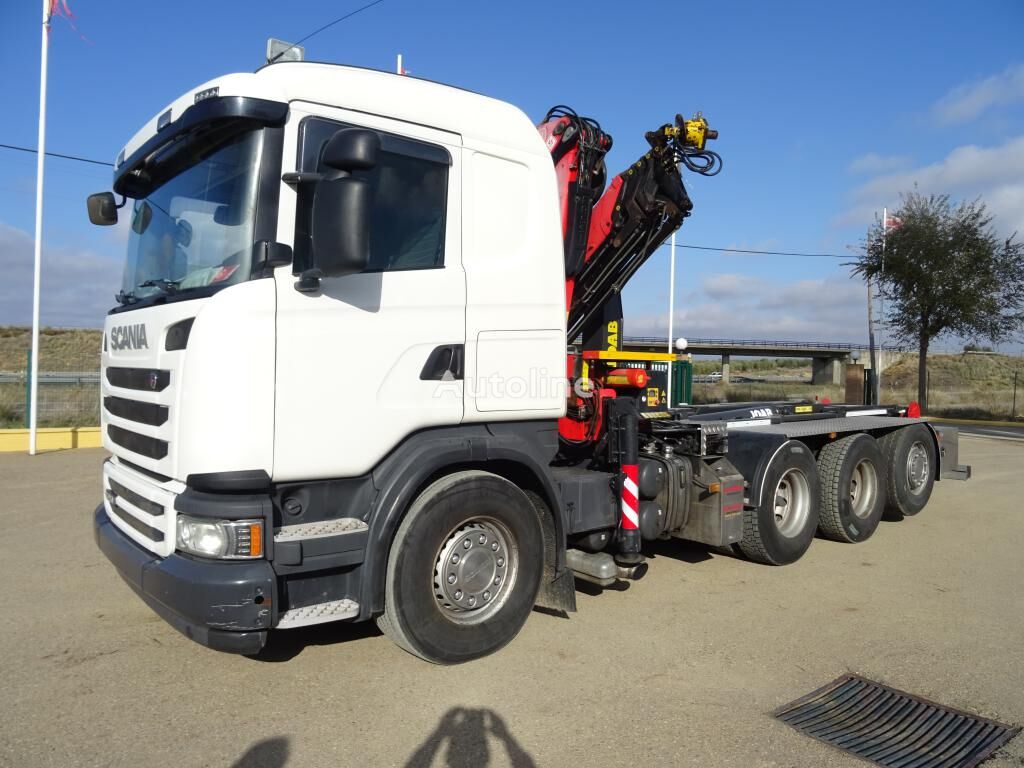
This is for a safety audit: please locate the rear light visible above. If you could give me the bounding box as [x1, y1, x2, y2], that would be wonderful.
[907, 402, 921, 418]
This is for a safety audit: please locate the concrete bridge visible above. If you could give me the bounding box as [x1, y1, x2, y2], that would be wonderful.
[621, 336, 905, 385]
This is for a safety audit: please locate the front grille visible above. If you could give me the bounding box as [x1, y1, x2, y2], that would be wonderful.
[104, 460, 176, 556]
[108, 499, 165, 542]
[108, 425, 169, 460]
[108, 478, 164, 517]
[106, 367, 170, 392]
[103, 396, 168, 426]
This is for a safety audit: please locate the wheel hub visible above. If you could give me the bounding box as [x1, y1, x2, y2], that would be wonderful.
[434, 521, 513, 621]
[773, 468, 810, 538]
[849, 459, 878, 519]
[906, 442, 930, 495]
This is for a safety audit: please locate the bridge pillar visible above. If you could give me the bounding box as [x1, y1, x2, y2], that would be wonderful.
[812, 357, 841, 386]
[721, 354, 731, 385]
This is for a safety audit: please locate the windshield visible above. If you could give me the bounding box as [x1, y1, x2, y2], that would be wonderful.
[121, 129, 264, 302]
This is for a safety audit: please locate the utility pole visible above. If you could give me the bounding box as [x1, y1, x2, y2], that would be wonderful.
[666, 232, 676, 407]
[867, 278, 878, 405]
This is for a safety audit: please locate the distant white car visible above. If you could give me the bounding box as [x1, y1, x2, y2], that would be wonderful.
[707, 371, 723, 381]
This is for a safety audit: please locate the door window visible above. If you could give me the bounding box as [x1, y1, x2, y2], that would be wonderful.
[294, 118, 451, 273]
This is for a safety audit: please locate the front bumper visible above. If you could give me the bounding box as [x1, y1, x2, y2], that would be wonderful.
[94, 505, 275, 654]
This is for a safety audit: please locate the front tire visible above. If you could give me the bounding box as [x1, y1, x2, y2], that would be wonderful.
[739, 440, 820, 565]
[377, 470, 544, 664]
[878, 425, 936, 517]
[817, 433, 886, 543]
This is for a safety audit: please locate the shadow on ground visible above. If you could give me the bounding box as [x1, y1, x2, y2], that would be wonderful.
[252, 619, 383, 662]
[405, 708, 536, 768]
[231, 736, 290, 768]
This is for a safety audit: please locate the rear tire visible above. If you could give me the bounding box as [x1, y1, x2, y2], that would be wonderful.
[740, 440, 820, 565]
[878, 425, 936, 518]
[376, 470, 543, 664]
[816, 433, 886, 543]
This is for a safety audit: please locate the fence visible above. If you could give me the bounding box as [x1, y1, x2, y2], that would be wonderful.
[0, 328, 101, 428]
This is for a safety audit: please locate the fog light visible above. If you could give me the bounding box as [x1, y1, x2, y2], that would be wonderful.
[176, 515, 263, 559]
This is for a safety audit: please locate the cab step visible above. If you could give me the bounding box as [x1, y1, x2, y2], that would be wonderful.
[276, 598, 360, 629]
[274, 518, 367, 542]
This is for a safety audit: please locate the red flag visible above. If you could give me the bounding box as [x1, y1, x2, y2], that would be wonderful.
[48, 0, 72, 22]
[47, 0, 90, 41]
[884, 215, 903, 230]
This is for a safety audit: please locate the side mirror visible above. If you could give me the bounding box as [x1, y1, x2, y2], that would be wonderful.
[87, 192, 118, 226]
[308, 176, 372, 280]
[321, 128, 380, 173]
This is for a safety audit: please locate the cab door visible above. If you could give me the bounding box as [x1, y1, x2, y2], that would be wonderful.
[273, 105, 464, 482]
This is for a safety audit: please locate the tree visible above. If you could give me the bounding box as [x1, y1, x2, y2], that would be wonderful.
[852, 192, 1024, 412]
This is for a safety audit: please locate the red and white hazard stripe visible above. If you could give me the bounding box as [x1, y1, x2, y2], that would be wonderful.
[621, 464, 639, 530]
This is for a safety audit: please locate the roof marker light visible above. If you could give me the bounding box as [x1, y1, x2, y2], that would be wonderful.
[194, 86, 219, 104]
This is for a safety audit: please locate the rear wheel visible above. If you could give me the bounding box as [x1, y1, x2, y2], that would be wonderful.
[739, 440, 820, 565]
[377, 470, 544, 664]
[816, 433, 886, 543]
[878, 425, 936, 517]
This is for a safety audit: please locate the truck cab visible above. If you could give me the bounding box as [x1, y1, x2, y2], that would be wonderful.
[94, 63, 570, 656]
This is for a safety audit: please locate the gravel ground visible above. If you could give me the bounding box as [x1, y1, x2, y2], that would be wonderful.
[0, 436, 1021, 768]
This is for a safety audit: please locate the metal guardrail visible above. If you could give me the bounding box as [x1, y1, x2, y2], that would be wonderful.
[0, 371, 101, 384]
[623, 336, 907, 352]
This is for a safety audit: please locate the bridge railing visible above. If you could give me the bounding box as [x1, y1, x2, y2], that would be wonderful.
[623, 336, 908, 352]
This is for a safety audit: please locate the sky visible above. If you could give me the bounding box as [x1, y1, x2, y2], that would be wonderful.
[1, 0, 1023, 350]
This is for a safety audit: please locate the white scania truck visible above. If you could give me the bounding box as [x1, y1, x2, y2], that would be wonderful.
[89, 62, 969, 663]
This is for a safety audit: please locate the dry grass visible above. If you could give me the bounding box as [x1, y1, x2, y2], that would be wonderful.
[881, 353, 1023, 420]
[0, 327, 101, 428]
[0, 326, 101, 371]
[690, 352, 1023, 420]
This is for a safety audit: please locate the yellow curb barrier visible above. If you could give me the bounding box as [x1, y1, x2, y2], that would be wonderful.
[0, 427, 102, 452]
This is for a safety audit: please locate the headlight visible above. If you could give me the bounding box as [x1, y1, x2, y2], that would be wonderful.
[176, 515, 263, 559]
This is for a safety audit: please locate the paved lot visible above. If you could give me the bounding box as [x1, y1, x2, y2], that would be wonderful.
[932, 420, 1024, 443]
[1, 437, 1022, 768]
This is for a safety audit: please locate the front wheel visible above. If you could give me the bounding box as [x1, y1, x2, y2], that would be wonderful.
[739, 440, 820, 565]
[376, 470, 544, 664]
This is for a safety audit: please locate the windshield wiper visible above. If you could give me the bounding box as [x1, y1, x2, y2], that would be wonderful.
[138, 278, 182, 294]
[115, 290, 138, 306]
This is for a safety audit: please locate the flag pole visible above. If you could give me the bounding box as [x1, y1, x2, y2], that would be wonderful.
[396, 53, 402, 75]
[29, 0, 51, 456]
[666, 232, 676, 407]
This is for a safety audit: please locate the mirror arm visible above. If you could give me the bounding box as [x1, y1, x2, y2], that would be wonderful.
[116, 194, 128, 209]
[282, 171, 326, 187]
[294, 268, 323, 294]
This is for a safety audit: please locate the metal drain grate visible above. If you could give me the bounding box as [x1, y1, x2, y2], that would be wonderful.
[775, 674, 1020, 768]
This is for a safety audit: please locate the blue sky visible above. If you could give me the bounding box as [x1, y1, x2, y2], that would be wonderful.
[1, 0, 1022, 348]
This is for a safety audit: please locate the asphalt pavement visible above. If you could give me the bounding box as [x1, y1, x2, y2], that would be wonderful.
[1, 439, 1022, 768]
[931, 420, 1024, 442]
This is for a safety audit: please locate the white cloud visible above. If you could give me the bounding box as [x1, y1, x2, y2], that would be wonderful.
[702, 273, 763, 300]
[836, 135, 1024, 234]
[847, 153, 912, 175]
[0, 222, 122, 328]
[931, 63, 1024, 124]
[627, 273, 868, 343]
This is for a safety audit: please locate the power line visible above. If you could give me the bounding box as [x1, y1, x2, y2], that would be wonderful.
[268, 0, 388, 63]
[0, 142, 850, 261]
[0, 142, 112, 167]
[673, 243, 844, 259]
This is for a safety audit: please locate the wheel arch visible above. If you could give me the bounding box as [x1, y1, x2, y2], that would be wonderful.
[357, 425, 567, 619]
